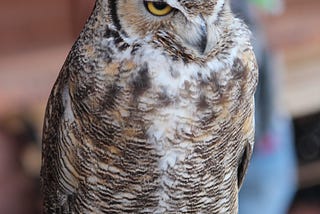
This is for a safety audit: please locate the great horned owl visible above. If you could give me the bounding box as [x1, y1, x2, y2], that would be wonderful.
[41, 0, 258, 213]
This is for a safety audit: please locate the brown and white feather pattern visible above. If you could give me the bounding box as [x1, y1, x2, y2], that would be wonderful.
[41, 0, 258, 213]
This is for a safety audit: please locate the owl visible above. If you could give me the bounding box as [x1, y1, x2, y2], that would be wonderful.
[41, 0, 258, 213]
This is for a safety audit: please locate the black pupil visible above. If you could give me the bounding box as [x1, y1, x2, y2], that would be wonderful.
[153, 2, 168, 10]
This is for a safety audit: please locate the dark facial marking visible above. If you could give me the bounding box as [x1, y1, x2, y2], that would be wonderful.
[109, 0, 122, 31]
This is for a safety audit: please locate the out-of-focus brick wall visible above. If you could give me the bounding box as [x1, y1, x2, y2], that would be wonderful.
[0, 0, 94, 56]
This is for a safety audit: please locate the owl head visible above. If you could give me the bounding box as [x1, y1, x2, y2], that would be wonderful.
[101, 0, 232, 56]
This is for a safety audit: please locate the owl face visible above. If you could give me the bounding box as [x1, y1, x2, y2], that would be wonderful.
[115, 0, 229, 55]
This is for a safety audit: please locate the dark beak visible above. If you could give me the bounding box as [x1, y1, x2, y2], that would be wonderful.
[177, 14, 208, 55]
[198, 20, 208, 54]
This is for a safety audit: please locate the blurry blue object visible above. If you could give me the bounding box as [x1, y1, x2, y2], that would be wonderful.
[239, 115, 297, 214]
[231, 0, 297, 213]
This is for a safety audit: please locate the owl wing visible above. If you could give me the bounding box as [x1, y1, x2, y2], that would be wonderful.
[41, 67, 80, 213]
[237, 137, 253, 188]
[237, 110, 254, 189]
[236, 46, 258, 188]
[41, 54, 127, 212]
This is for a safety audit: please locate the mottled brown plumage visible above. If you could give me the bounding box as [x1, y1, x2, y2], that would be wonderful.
[41, 0, 258, 213]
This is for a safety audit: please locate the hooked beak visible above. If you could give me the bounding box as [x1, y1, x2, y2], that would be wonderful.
[198, 17, 208, 54]
[177, 14, 208, 55]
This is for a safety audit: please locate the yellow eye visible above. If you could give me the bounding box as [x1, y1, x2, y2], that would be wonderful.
[144, 1, 173, 16]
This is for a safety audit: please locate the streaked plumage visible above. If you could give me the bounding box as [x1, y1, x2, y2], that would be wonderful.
[41, 0, 258, 213]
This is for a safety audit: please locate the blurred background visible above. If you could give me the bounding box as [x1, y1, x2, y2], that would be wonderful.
[0, 0, 319, 213]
